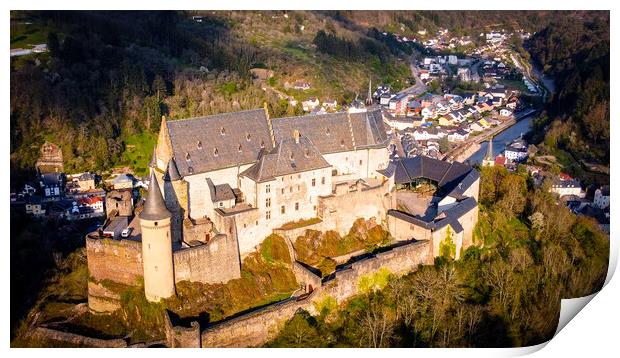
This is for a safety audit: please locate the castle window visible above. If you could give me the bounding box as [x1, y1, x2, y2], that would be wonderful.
[154, 221, 158, 226]
[266, 197, 271, 207]
[290, 187, 293, 193]
[295, 202, 299, 211]
[266, 211, 271, 220]
[246, 133, 251, 141]
[219, 202, 223, 207]
[290, 153, 294, 160]
[359, 159, 363, 166]
[281, 188, 285, 194]
[185, 152, 191, 161]
[266, 184, 271, 193]
[332, 169, 338, 176]
[213, 148, 219, 157]
[281, 205, 285, 214]
[297, 185, 300, 191]
[197, 140, 202, 149]
[260, 140, 265, 148]
[220, 127, 226, 135]
[321, 177, 325, 185]
[188, 167, 194, 174]
[326, 127, 330, 135]
[238, 144, 242, 152]
[312, 178, 316, 187]
[341, 139, 345, 147]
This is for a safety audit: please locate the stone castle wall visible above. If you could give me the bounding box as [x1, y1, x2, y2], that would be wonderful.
[86, 237, 143, 286]
[318, 180, 391, 236]
[191, 239, 432, 348]
[173, 232, 241, 285]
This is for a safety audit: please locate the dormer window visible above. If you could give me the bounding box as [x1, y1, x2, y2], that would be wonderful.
[185, 152, 191, 161]
[238, 144, 242, 153]
[220, 127, 226, 135]
[197, 140, 202, 149]
[246, 133, 251, 141]
[213, 148, 219, 157]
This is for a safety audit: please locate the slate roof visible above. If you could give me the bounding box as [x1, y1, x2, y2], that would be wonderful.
[163, 158, 182, 181]
[387, 197, 477, 231]
[240, 135, 331, 183]
[390, 156, 474, 189]
[206, 178, 236, 202]
[166, 109, 273, 176]
[271, 109, 388, 155]
[41, 173, 63, 187]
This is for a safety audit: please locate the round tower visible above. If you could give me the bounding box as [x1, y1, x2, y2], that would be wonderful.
[140, 170, 175, 302]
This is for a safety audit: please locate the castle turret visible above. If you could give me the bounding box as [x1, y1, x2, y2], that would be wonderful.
[140, 170, 175, 302]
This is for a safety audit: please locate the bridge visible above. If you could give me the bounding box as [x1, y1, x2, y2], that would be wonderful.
[441, 108, 539, 162]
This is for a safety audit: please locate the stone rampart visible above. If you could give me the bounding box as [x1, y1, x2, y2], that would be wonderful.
[164, 311, 201, 348]
[173, 232, 241, 284]
[30, 327, 127, 348]
[197, 239, 432, 347]
[86, 236, 143, 286]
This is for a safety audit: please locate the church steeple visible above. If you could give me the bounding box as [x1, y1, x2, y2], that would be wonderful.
[482, 137, 495, 167]
[366, 77, 373, 105]
[140, 170, 171, 220]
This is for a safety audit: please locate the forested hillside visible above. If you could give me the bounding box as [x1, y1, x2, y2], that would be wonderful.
[526, 12, 610, 165]
[10, 10, 413, 184]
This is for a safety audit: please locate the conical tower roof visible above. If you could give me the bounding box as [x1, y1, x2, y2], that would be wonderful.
[164, 158, 182, 181]
[140, 171, 171, 221]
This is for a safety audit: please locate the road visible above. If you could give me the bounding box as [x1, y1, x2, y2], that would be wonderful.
[396, 54, 428, 97]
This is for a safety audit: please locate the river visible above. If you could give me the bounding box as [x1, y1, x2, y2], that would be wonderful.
[466, 115, 534, 165]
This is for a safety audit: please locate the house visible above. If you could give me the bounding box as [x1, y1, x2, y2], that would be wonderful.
[109, 174, 134, 190]
[461, 93, 476, 106]
[438, 116, 454, 126]
[75, 173, 96, 191]
[388, 93, 410, 116]
[25, 196, 46, 217]
[478, 118, 491, 129]
[348, 99, 367, 113]
[407, 100, 422, 115]
[447, 129, 469, 142]
[504, 140, 528, 162]
[40, 172, 65, 200]
[106, 189, 134, 217]
[302, 97, 320, 112]
[494, 155, 506, 166]
[550, 176, 584, 198]
[469, 122, 484, 132]
[419, 70, 430, 81]
[290, 81, 311, 91]
[593, 185, 610, 209]
[322, 99, 338, 110]
[380, 93, 393, 106]
[499, 109, 513, 117]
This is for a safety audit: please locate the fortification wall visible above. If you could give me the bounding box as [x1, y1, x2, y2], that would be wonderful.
[30, 327, 127, 348]
[164, 311, 201, 348]
[197, 239, 432, 347]
[272, 220, 325, 244]
[318, 181, 390, 236]
[87, 281, 122, 313]
[173, 233, 241, 284]
[201, 296, 315, 348]
[85, 237, 143, 286]
[319, 240, 433, 303]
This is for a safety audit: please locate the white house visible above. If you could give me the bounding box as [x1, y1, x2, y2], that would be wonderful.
[593, 185, 610, 209]
[302, 97, 320, 112]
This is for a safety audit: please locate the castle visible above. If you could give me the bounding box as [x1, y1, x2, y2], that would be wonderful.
[86, 106, 480, 309]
